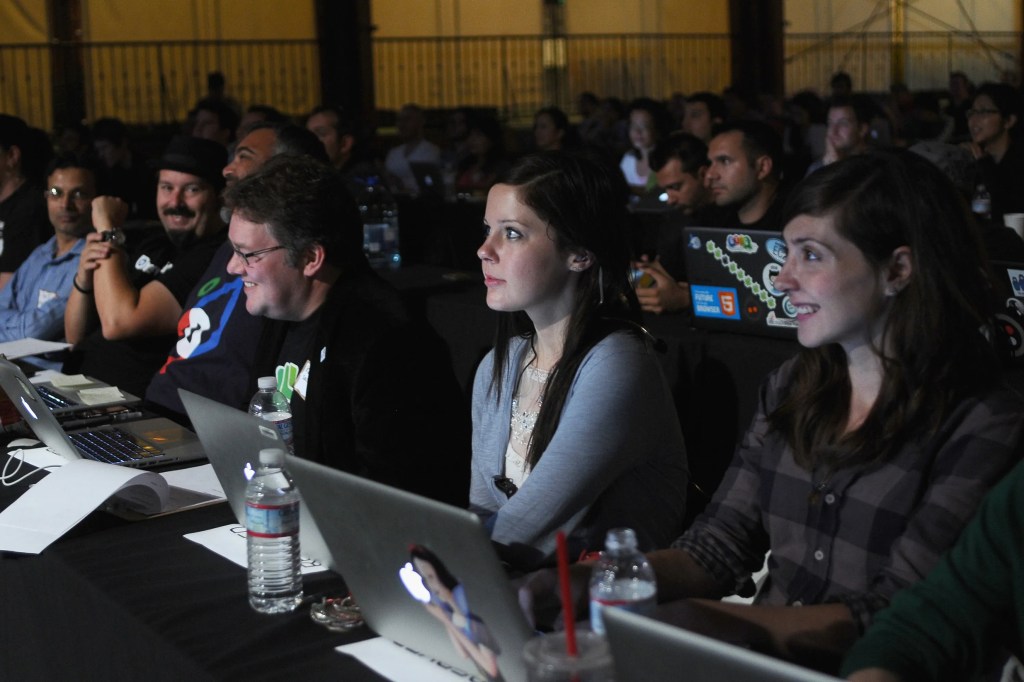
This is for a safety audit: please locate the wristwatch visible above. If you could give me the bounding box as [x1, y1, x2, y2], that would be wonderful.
[99, 228, 126, 248]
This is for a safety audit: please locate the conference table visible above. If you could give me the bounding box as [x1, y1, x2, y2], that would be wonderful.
[1, 265, 800, 680]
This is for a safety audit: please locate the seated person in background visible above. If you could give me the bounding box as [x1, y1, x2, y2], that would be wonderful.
[145, 122, 329, 418]
[91, 117, 156, 221]
[226, 155, 471, 507]
[633, 132, 714, 314]
[63, 136, 227, 397]
[962, 82, 1024, 223]
[681, 91, 726, 145]
[0, 114, 52, 291]
[532, 106, 578, 152]
[804, 95, 875, 176]
[455, 111, 510, 197]
[0, 154, 95, 363]
[641, 152, 1024, 668]
[705, 120, 788, 231]
[472, 151, 688, 570]
[619, 97, 672, 194]
[841, 459, 1024, 682]
[384, 103, 440, 194]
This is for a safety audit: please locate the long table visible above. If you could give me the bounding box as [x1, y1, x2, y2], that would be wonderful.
[0, 487, 384, 681]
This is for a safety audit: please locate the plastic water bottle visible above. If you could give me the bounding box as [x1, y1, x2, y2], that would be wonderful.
[245, 447, 303, 613]
[358, 176, 401, 268]
[589, 528, 657, 635]
[972, 184, 992, 220]
[249, 376, 293, 455]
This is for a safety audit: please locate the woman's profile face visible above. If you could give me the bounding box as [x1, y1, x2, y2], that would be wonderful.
[478, 183, 578, 326]
[628, 109, 655, 150]
[774, 213, 889, 353]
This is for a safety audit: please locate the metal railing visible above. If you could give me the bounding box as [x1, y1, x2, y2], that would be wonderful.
[0, 31, 1018, 128]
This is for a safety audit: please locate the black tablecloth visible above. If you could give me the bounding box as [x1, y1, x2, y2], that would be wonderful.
[0, 487, 385, 681]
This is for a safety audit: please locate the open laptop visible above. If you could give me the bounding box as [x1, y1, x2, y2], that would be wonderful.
[30, 373, 141, 418]
[604, 608, 840, 682]
[0, 358, 204, 468]
[684, 227, 798, 340]
[178, 389, 332, 569]
[989, 260, 1024, 363]
[286, 454, 535, 682]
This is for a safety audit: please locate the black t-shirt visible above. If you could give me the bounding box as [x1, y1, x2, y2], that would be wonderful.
[0, 181, 49, 273]
[64, 227, 226, 397]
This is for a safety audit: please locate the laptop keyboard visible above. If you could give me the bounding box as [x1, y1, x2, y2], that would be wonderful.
[69, 428, 161, 464]
[36, 385, 79, 409]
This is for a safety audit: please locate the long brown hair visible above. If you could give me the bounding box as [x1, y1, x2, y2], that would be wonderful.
[768, 152, 1001, 472]
[487, 151, 641, 469]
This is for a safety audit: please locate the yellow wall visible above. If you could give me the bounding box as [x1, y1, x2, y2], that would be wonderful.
[0, 0, 47, 43]
[83, 0, 314, 41]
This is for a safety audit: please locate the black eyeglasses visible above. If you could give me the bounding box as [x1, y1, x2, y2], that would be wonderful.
[493, 475, 518, 499]
[231, 244, 286, 267]
[46, 187, 92, 202]
[966, 108, 1000, 118]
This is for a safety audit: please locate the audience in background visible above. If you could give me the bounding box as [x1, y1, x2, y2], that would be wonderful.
[455, 111, 508, 196]
[681, 91, 726, 144]
[190, 97, 240, 148]
[471, 151, 687, 570]
[962, 82, 1024, 223]
[532, 106, 577, 152]
[384, 103, 441, 195]
[92, 117, 156, 220]
[633, 132, 714, 315]
[0, 115, 51, 291]
[805, 95, 876, 176]
[619, 97, 672, 194]
[706, 120, 787, 230]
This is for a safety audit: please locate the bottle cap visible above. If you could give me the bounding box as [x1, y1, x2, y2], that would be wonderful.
[259, 448, 286, 466]
[257, 376, 277, 390]
[604, 527, 638, 551]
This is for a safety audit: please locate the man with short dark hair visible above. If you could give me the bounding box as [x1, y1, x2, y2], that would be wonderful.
[0, 154, 95, 361]
[805, 95, 874, 176]
[225, 155, 470, 506]
[682, 92, 726, 144]
[191, 97, 240, 147]
[92, 117, 155, 220]
[705, 120, 786, 230]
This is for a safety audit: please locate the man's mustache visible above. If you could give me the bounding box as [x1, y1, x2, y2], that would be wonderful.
[162, 206, 196, 218]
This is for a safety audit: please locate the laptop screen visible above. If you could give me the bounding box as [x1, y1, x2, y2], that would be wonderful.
[684, 227, 798, 340]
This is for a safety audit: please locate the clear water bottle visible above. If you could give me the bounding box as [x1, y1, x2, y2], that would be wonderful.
[358, 176, 401, 268]
[249, 376, 293, 455]
[972, 183, 992, 220]
[589, 528, 657, 635]
[245, 447, 303, 613]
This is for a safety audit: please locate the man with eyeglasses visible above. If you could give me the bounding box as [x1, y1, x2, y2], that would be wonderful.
[62, 135, 227, 396]
[223, 154, 470, 506]
[144, 122, 329, 418]
[0, 154, 95, 365]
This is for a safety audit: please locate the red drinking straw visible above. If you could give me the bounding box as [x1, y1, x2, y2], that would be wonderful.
[556, 530, 578, 657]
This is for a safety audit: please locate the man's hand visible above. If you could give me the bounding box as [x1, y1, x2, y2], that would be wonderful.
[74, 232, 119, 291]
[90, 195, 129, 232]
[635, 259, 691, 314]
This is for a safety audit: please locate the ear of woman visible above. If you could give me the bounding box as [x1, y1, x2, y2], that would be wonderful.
[884, 246, 913, 296]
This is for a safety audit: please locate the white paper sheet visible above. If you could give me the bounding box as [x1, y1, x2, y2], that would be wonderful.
[184, 522, 328, 575]
[0, 338, 71, 359]
[0, 458, 167, 553]
[338, 637, 482, 681]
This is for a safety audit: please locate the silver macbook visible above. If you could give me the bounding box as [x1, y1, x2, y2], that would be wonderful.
[0, 358, 204, 468]
[178, 389, 332, 569]
[286, 454, 535, 682]
[604, 608, 840, 682]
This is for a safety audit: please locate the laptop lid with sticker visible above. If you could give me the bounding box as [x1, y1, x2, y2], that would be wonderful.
[684, 227, 798, 339]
